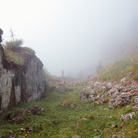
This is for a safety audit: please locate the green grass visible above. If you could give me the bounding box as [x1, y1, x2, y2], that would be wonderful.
[4, 50, 25, 66]
[0, 88, 137, 138]
[4, 39, 35, 67]
[0, 47, 138, 137]
[98, 48, 138, 81]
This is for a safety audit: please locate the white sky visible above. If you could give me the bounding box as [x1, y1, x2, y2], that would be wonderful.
[1, 0, 138, 76]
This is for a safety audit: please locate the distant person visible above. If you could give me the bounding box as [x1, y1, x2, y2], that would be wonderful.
[62, 70, 64, 78]
[0, 28, 3, 43]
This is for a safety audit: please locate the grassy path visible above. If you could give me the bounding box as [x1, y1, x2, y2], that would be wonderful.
[0, 86, 138, 138]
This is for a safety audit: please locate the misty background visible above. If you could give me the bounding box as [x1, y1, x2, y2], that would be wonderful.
[1, 0, 138, 78]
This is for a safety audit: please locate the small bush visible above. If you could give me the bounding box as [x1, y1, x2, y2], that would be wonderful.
[4, 39, 36, 66]
[5, 39, 23, 52]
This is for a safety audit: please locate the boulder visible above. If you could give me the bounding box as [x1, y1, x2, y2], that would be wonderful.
[133, 96, 138, 107]
[93, 81, 102, 91]
[96, 98, 109, 105]
[106, 82, 112, 89]
[120, 77, 126, 83]
[91, 97, 99, 102]
[120, 112, 136, 121]
[108, 88, 118, 96]
[0, 47, 46, 114]
[80, 91, 90, 99]
[89, 90, 96, 95]
[109, 93, 131, 108]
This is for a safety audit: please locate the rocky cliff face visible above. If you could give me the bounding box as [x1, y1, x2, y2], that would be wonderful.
[0, 45, 46, 114]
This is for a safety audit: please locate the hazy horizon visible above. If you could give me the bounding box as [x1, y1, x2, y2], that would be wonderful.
[1, 0, 138, 77]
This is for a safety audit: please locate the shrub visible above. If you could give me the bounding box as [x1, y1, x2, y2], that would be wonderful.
[4, 39, 35, 66]
[5, 39, 23, 52]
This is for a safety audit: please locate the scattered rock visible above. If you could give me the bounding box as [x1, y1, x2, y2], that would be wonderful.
[26, 126, 33, 132]
[9, 135, 16, 138]
[29, 106, 43, 115]
[72, 135, 80, 138]
[108, 88, 118, 96]
[101, 86, 106, 90]
[102, 97, 109, 103]
[109, 94, 131, 108]
[109, 99, 116, 109]
[93, 81, 102, 91]
[129, 112, 136, 118]
[120, 112, 136, 121]
[80, 91, 91, 103]
[133, 106, 137, 112]
[80, 91, 90, 99]
[91, 97, 99, 102]
[9, 115, 29, 124]
[4, 106, 43, 123]
[96, 98, 109, 105]
[133, 96, 138, 107]
[120, 114, 130, 121]
[71, 104, 75, 109]
[112, 135, 121, 138]
[5, 130, 14, 134]
[112, 123, 117, 128]
[20, 128, 25, 132]
[121, 77, 126, 83]
[79, 78, 138, 109]
[106, 82, 112, 89]
[90, 90, 96, 95]
[96, 100, 103, 105]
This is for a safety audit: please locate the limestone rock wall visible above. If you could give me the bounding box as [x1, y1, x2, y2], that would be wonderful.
[0, 45, 46, 114]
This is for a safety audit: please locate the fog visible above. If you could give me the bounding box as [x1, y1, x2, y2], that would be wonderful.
[1, 0, 138, 77]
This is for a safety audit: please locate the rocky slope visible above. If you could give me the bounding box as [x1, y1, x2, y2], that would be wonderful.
[0, 59, 137, 137]
[78, 76, 138, 109]
[0, 44, 46, 114]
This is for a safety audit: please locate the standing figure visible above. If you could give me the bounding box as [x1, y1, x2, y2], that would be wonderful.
[62, 70, 64, 79]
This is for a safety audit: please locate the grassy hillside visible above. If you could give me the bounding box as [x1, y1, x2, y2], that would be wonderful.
[98, 47, 138, 81]
[0, 47, 138, 138]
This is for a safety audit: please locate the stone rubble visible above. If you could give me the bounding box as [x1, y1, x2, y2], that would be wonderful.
[4, 106, 43, 123]
[109, 93, 131, 109]
[72, 135, 80, 138]
[120, 112, 136, 121]
[79, 75, 138, 109]
[111, 135, 121, 138]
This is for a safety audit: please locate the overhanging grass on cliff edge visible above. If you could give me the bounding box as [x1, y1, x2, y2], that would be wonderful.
[3, 39, 35, 67]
